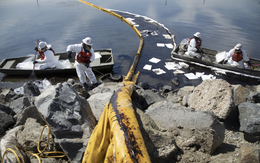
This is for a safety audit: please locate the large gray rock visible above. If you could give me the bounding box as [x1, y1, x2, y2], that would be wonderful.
[0, 104, 16, 136]
[0, 110, 15, 136]
[0, 126, 28, 163]
[35, 82, 96, 163]
[23, 80, 41, 97]
[239, 145, 260, 163]
[136, 89, 165, 110]
[145, 101, 225, 154]
[232, 85, 251, 106]
[14, 106, 46, 127]
[87, 92, 113, 120]
[246, 92, 260, 103]
[177, 86, 194, 97]
[9, 97, 31, 117]
[135, 106, 178, 163]
[16, 118, 58, 154]
[238, 102, 260, 141]
[87, 82, 124, 120]
[88, 82, 124, 95]
[72, 83, 90, 99]
[188, 79, 234, 120]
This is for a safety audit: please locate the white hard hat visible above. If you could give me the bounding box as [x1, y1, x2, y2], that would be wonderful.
[194, 32, 201, 38]
[235, 43, 242, 50]
[39, 41, 47, 49]
[82, 37, 93, 46]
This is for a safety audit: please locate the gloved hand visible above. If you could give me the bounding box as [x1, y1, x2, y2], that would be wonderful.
[67, 51, 72, 58]
[247, 61, 252, 67]
[33, 61, 38, 64]
[85, 60, 91, 68]
[34, 47, 38, 51]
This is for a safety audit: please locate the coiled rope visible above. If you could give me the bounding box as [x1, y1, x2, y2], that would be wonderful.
[1, 125, 65, 163]
[78, 0, 144, 82]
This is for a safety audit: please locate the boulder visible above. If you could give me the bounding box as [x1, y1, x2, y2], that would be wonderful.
[188, 79, 234, 120]
[0, 104, 16, 136]
[238, 102, 260, 142]
[145, 101, 225, 154]
[87, 92, 113, 120]
[166, 92, 182, 105]
[138, 82, 150, 90]
[14, 106, 46, 127]
[16, 118, 59, 154]
[72, 83, 90, 99]
[246, 92, 260, 103]
[0, 110, 15, 136]
[135, 88, 165, 110]
[35, 82, 96, 163]
[9, 96, 31, 117]
[23, 80, 41, 97]
[239, 145, 260, 163]
[232, 85, 251, 106]
[177, 86, 194, 97]
[135, 106, 178, 163]
[0, 126, 28, 163]
[1, 88, 21, 104]
[88, 82, 124, 96]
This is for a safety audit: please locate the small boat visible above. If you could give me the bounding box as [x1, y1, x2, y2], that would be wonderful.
[0, 49, 114, 76]
[171, 39, 260, 79]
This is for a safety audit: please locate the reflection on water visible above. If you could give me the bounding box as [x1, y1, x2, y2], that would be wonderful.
[0, 0, 260, 88]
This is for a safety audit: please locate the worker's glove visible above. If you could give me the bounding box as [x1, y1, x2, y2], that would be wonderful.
[247, 61, 252, 67]
[33, 61, 38, 64]
[85, 60, 91, 68]
[67, 51, 72, 58]
[34, 47, 38, 51]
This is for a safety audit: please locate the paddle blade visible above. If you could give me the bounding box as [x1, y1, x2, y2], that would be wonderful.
[28, 70, 37, 81]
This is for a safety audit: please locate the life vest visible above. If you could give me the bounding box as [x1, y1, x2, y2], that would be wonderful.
[232, 50, 243, 62]
[188, 37, 202, 49]
[77, 48, 92, 63]
[39, 48, 55, 60]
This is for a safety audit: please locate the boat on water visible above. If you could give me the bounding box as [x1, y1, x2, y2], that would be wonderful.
[171, 39, 260, 79]
[0, 49, 114, 76]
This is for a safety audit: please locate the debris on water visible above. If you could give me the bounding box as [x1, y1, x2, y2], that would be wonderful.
[173, 70, 185, 75]
[171, 77, 180, 86]
[149, 57, 161, 63]
[152, 68, 166, 75]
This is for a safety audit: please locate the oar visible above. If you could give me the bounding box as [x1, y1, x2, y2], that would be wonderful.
[29, 40, 39, 81]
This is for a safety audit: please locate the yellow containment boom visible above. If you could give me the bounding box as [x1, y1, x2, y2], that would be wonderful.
[78, 1, 150, 162]
[78, 0, 144, 82]
[82, 73, 151, 163]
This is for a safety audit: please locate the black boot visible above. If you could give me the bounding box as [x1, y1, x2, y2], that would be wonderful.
[83, 83, 88, 88]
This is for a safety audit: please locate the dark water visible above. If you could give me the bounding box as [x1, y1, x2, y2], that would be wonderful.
[0, 0, 260, 88]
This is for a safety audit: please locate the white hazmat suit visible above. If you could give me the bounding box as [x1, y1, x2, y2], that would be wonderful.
[225, 48, 249, 68]
[66, 44, 97, 84]
[35, 45, 57, 70]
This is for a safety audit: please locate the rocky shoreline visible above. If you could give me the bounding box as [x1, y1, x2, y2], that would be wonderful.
[1, 78, 260, 163]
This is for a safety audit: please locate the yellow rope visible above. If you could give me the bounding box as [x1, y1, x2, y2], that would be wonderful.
[1, 148, 22, 163]
[1, 125, 66, 163]
[78, 0, 144, 81]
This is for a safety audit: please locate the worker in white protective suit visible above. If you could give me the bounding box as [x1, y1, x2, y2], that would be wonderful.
[34, 41, 57, 70]
[224, 43, 251, 69]
[185, 32, 203, 59]
[66, 37, 98, 88]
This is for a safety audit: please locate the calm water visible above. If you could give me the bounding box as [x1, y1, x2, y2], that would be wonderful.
[0, 0, 260, 88]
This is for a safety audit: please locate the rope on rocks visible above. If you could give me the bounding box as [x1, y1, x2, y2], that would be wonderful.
[1, 125, 66, 163]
